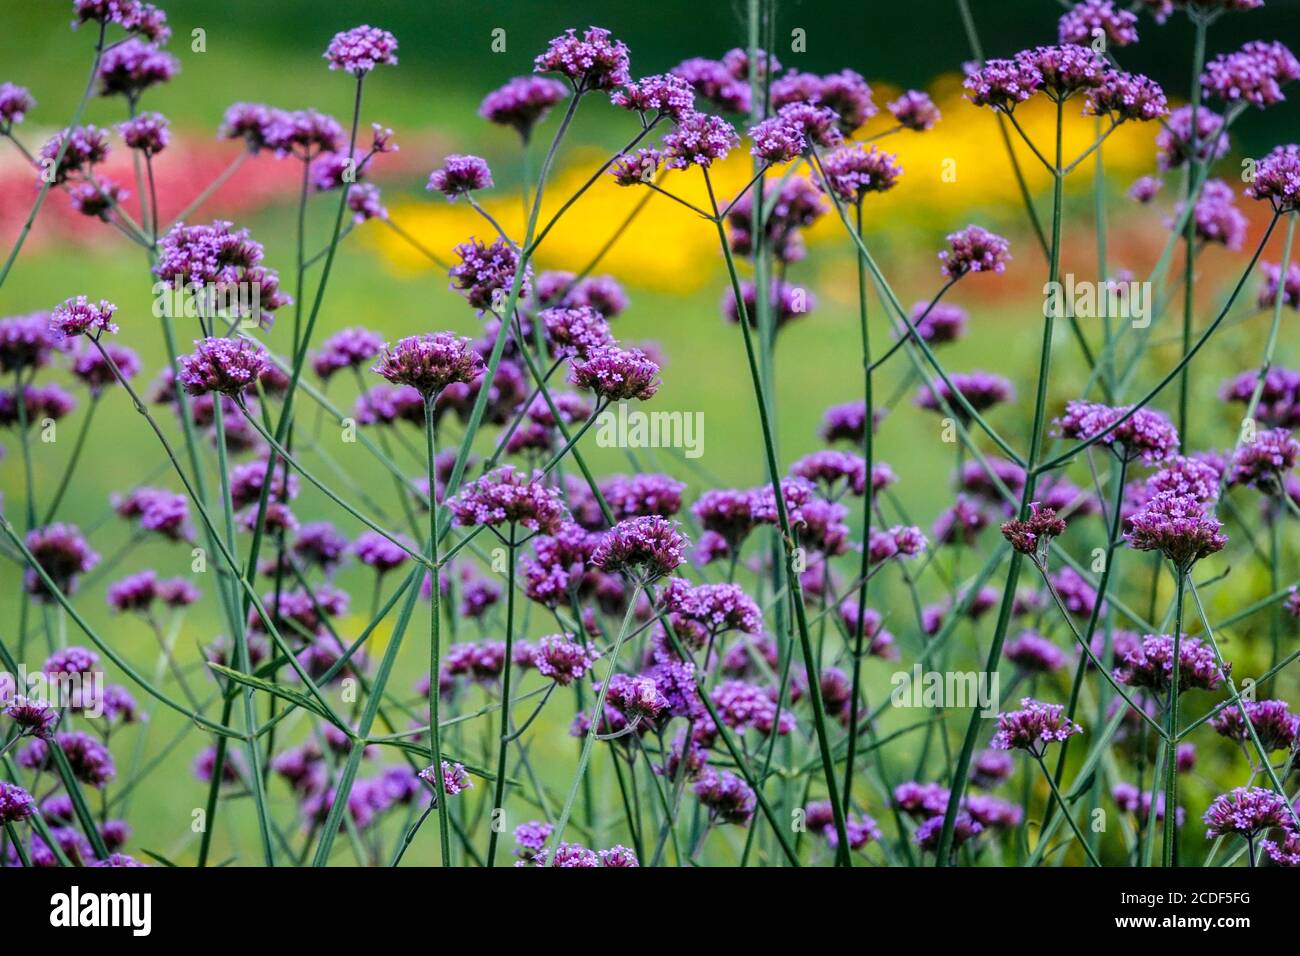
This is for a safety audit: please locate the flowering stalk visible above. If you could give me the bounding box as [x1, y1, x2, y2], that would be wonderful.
[704, 168, 854, 864]
[422, 397, 452, 865]
[484, 522, 517, 868]
[547, 581, 642, 862]
[936, 100, 1065, 865]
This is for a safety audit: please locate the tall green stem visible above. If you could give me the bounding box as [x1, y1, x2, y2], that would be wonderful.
[485, 524, 518, 867]
[936, 99, 1065, 863]
[424, 397, 451, 865]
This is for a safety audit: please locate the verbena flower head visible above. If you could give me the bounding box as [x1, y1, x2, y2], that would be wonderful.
[541, 306, 612, 359]
[427, 155, 493, 201]
[1086, 71, 1168, 122]
[418, 760, 471, 797]
[534, 634, 597, 685]
[675, 55, 751, 111]
[534, 26, 630, 92]
[1125, 491, 1227, 570]
[158, 577, 200, 607]
[371, 332, 482, 399]
[97, 37, 177, 99]
[816, 144, 902, 203]
[1156, 105, 1228, 171]
[350, 530, 411, 574]
[74, 1, 171, 41]
[1146, 455, 1222, 504]
[311, 327, 384, 381]
[608, 674, 668, 722]
[1220, 367, 1300, 427]
[609, 147, 661, 186]
[1257, 262, 1300, 312]
[1172, 177, 1246, 250]
[0, 312, 60, 372]
[1021, 44, 1109, 99]
[887, 90, 941, 131]
[177, 337, 269, 397]
[1202, 41, 1300, 107]
[907, 301, 967, 345]
[964, 57, 1043, 111]
[1227, 427, 1299, 491]
[602, 473, 685, 520]
[991, 697, 1082, 756]
[3, 696, 58, 739]
[1053, 400, 1179, 463]
[113, 487, 192, 541]
[611, 73, 695, 120]
[790, 450, 869, 497]
[346, 183, 386, 223]
[1210, 699, 1299, 752]
[1000, 502, 1068, 561]
[817, 69, 877, 134]
[448, 466, 568, 533]
[119, 110, 168, 154]
[939, 225, 1011, 278]
[720, 280, 815, 332]
[324, 25, 398, 75]
[915, 371, 1015, 418]
[591, 516, 687, 580]
[0, 382, 76, 428]
[107, 569, 158, 612]
[220, 102, 276, 152]
[0, 781, 35, 826]
[480, 76, 568, 140]
[693, 769, 756, 826]
[568, 345, 660, 402]
[50, 295, 117, 339]
[1260, 829, 1300, 866]
[1005, 632, 1068, 674]
[264, 108, 344, 158]
[1246, 144, 1300, 212]
[662, 111, 739, 168]
[0, 82, 35, 129]
[820, 399, 885, 444]
[449, 237, 528, 313]
[1203, 787, 1293, 839]
[1129, 176, 1163, 204]
[1059, 0, 1140, 46]
[38, 125, 109, 183]
[598, 845, 639, 867]
[970, 750, 1014, 789]
[663, 577, 761, 639]
[915, 812, 982, 852]
[24, 523, 99, 599]
[1114, 633, 1226, 693]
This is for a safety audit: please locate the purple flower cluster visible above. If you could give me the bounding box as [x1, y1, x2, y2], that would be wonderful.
[371, 332, 482, 399]
[534, 26, 630, 92]
[324, 25, 398, 76]
[991, 697, 1082, 756]
[1202, 41, 1300, 108]
[427, 155, 493, 201]
[939, 226, 1012, 278]
[1054, 400, 1180, 464]
[480, 76, 568, 140]
[448, 466, 568, 533]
